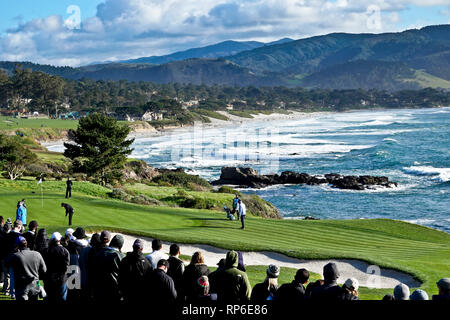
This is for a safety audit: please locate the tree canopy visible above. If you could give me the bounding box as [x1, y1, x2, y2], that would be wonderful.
[63, 113, 134, 185]
[0, 134, 37, 180]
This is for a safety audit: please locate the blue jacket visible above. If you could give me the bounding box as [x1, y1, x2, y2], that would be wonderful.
[16, 205, 27, 225]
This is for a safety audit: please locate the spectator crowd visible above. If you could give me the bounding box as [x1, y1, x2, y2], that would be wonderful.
[0, 216, 449, 303]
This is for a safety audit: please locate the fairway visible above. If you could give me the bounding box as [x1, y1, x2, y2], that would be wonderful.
[0, 116, 78, 130]
[0, 179, 449, 300]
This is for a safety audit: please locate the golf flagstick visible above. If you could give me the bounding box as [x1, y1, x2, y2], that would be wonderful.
[38, 178, 43, 208]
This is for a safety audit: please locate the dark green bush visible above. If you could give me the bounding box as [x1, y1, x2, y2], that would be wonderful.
[216, 186, 242, 196]
[182, 197, 215, 209]
[152, 170, 211, 189]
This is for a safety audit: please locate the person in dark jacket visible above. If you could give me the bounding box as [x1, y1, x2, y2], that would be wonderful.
[61, 203, 74, 226]
[209, 258, 226, 295]
[275, 268, 309, 303]
[305, 279, 323, 298]
[34, 228, 49, 256]
[167, 243, 185, 301]
[182, 251, 210, 300]
[214, 250, 251, 302]
[42, 232, 70, 301]
[337, 278, 359, 301]
[251, 264, 280, 302]
[311, 262, 342, 301]
[110, 234, 125, 258]
[22, 220, 38, 251]
[432, 278, 450, 301]
[66, 178, 72, 199]
[2, 220, 23, 298]
[92, 231, 123, 302]
[119, 239, 153, 302]
[5, 236, 47, 301]
[148, 259, 177, 303]
[79, 233, 101, 300]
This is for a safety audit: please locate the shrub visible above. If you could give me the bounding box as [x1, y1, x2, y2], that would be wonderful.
[109, 188, 130, 201]
[131, 194, 161, 206]
[182, 197, 215, 209]
[217, 186, 242, 196]
[152, 170, 211, 189]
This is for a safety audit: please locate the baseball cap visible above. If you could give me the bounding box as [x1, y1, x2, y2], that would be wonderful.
[133, 238, 144, 249]
[100, 231, 111, 242]
[51, 232, 62, 241]
[15, 236, 26, 247]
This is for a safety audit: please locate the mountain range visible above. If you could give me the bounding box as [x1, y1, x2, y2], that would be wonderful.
[1, 25, 449, 91]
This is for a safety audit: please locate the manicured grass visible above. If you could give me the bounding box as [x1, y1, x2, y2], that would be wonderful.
[0, 178, 448, 300]
[0, 116, 78, 130]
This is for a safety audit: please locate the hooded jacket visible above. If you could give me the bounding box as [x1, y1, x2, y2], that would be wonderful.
[311, 263, 342, 301]
[215, 251, 251, 302]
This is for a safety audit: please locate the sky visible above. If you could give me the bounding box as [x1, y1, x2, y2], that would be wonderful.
[0, 0, 448, 67]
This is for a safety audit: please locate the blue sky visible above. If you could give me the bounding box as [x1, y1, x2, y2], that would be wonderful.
[0, 0, 448, 66]
[0, 0, 102, 35]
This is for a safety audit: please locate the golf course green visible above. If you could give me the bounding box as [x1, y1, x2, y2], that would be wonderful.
[0, 178, 449, 300]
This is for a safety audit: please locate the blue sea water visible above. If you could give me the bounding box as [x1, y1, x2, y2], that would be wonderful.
[49, 107, 450, 232]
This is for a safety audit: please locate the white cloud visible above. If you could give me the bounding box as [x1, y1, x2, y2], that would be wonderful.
[0, 0, 446, 66]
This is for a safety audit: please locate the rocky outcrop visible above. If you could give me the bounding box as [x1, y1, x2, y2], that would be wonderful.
[211, 167, 398, 191]
[123, 160, 160, 182]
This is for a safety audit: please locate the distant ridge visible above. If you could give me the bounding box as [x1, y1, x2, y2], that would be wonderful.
[1, 25, 449, 91]
[120, 39, 293, 65]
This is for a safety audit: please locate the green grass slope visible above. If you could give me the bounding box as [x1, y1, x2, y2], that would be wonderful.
[0, 179, 448, 300]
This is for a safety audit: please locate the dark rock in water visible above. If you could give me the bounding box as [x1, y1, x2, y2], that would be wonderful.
[304, 216, 320, 220]
[211, 167, 398, 191]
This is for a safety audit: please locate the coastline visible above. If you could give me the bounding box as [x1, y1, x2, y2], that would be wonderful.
[41, 109, 331, 147]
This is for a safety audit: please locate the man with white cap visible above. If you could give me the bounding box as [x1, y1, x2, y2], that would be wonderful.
[42, 232, 70, 301]
[433, 278, 450, 301]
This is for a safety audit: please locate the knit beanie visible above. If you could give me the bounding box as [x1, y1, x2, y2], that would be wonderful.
[266, 264, 280, 278]
[110, 234, 124, 250]
[197, 276, 210, 296]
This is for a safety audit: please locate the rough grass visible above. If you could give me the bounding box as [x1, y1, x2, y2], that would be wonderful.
[0, 178, 448, 300]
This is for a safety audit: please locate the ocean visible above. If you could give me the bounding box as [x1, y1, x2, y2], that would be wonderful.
[48, 107, 450, 232]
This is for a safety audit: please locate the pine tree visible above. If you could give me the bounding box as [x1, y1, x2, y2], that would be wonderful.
[64, 113, 134, 185]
